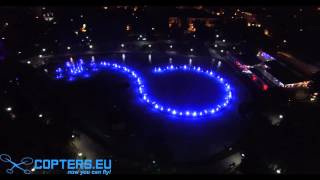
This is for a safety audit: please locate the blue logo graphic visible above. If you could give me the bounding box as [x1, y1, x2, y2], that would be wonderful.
[0, 154, 33, 174]
[1, 154, 112, 175]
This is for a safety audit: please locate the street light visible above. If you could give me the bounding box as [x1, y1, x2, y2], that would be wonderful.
[190, 48, 194, 52]
[5, 106, 12, 112]
[121, 43, 125, 48]
[279, 114, 283, 119]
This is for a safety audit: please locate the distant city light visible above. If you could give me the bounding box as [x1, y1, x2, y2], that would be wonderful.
[42, 48, 46, 52]
[121, 43, 125, 48]
[276, 169, 281, 174]
[27, 61, 31, 64]
[148, 44, 152, 48]
[38, 114, 43, 118]
[5, 106, 12, 112]
[89, 45, 93, 49]
[279, 114, 283, 119]
[190, 48, 194, 52]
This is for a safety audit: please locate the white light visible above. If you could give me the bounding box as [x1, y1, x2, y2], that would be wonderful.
[276, 169, 281, 174]
[214, 44, 218, 48]
[186, 111, 190, 116]
[172, 110, 177, 115]
[241, 153, 245, 157]
[190, 48, 194, 52]
[5, 107, 12, 112]
[222, 39, 226, 42]
[139, 35, 143, 38]
[38, 114, 43, 118]
[121, 43, 125, 48]
[42, 48, 46, 52]
[283, 40, 287, 43]
[89, 45, 93, 49]
[142, 38, 147, 41]
[78, 152, 83, 157]
[71, 134, 75, 138]
[220, 49, 224, 53]
[148, 44, 152, 48]
[216, 34, 219, 38]
[192, 112, 197, 117]
[67, 46, 71, 50]
[31, 168, 35, 172]
[1, 37, 6, 40]
[27, 61, 31, 64]
[38, 54, 43, 58]
[122, 53, 126, 61]
[151, 27, 155, 30]
[279, 114, 283, 119]
[169, 45, 173, 49]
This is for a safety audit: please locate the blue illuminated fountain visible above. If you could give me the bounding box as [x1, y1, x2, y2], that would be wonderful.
[54, 59, 233, 119]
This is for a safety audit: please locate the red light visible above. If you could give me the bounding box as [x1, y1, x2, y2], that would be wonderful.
[252, 75, 257, 81]
[262, 84, 268, 91]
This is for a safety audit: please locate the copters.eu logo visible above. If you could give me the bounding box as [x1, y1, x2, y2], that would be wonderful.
[0, 154, 112, 175]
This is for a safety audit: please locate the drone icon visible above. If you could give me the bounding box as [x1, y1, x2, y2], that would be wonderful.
[0, 154, 33, 174]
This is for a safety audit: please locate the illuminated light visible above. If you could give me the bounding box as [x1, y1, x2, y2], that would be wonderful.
[190, 48, 194, 52]
[151, 27, 155, 31]
[31, 168, 35, 172]
[220, 49, 224, 53]
[38, 114, 43, 118]
[262, 84, 269, 91]
[55, 62, 233, 119]
[169, 45, 173, 49]
[283, 39, 287, 43]
[27, 61, 31, 64]
[172, 110, 177, 115]
[77, 152, 83, 157]
[192, 112, 197, 117]
[121, 43, 125, 48]
[67, 46, 71, 50]
[216, 34, 219, 38]
[89, 45, 93, 49]
[279, 114, 283, 119]
[122, 53, 126, 61]
[214, 44, 218, 48]
[276, 169, 281, 174]
[252, 75, 257, 81]
[222, 39, 226, 43]
[5, 107, 12, 112]
[42, 48, 46, 52]
[38, 54, 43, 58]
[211, 109, 215, 114]
[148, 44, 152, 48]
[247, 23, 251, 27]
